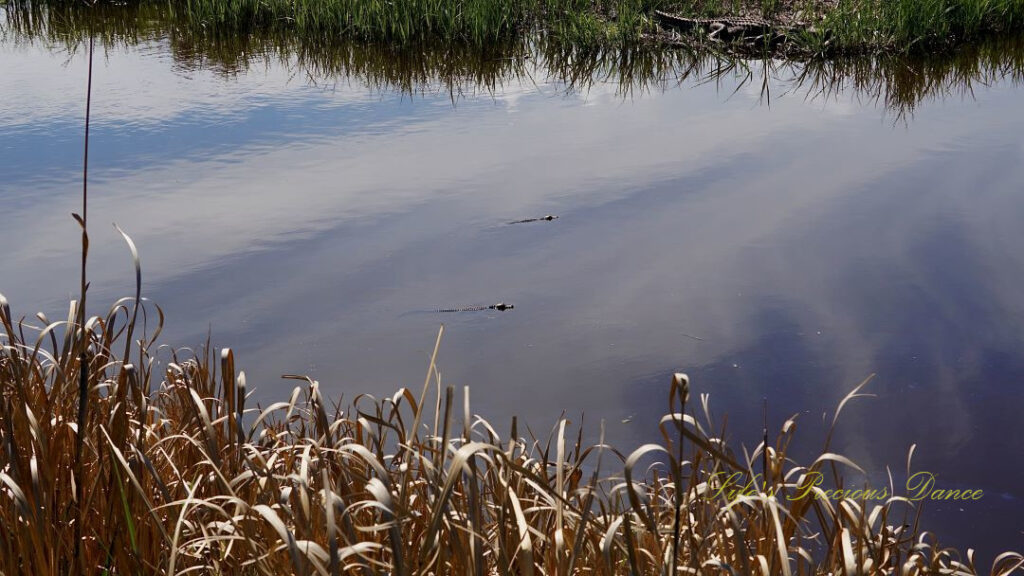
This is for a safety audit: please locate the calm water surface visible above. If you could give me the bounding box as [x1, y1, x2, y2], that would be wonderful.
[2, 8, 1024, 562]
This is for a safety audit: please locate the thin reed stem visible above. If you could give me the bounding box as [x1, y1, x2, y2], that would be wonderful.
[73, 28, 94, 576]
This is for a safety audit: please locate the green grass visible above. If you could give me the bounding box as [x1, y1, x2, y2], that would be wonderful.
[161, 0, 666, 46]
[171, 0, 1024, 53]
[5, 0, 1023, 54]
[812, 0, 1024, 54]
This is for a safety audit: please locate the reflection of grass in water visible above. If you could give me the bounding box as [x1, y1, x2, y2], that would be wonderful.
[4, 1, 1024, 112]
[2, 290, 1023, 573]
[790, 37, 1024, 118]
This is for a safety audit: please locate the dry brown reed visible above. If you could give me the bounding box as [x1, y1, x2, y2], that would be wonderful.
[1, 280, 1022, 574]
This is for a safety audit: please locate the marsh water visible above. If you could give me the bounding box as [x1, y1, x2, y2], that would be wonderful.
[3, 5, 1024, 563]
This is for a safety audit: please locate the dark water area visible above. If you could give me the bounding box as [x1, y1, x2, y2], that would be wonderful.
[3, 4, 1024, 565]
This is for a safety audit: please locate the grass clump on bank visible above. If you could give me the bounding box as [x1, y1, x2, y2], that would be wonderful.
[141, 0, 1024, 53]
[175, 0, 667, 46]
[810, 0, 1024, 54]
[5, 0, 1024, 54]
[1, 289, 1023, 574]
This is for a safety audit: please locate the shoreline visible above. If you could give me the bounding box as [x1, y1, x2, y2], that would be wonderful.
[4, 0, 1024, 57]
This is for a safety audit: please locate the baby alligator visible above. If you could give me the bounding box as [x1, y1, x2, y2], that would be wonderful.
[509, 215, 558, 224]
[435, 303, 515, 313]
